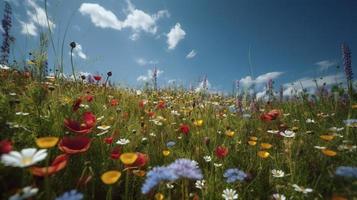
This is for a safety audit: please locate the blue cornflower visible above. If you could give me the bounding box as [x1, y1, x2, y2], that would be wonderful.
[168, 159, 203, 180]
[55, 190, 83, 200]
[166, 141, 176, 148]
[141, 166, 178, 194]
[343, 119, 357, 126]
[223, 168, 247, 183]
[335, 166, 357, 178]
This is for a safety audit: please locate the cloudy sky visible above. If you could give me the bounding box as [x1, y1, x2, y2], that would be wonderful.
[2, 0, 357, 96]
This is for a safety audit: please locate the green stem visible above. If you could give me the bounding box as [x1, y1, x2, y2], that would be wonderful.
[70, 48, 76, 82]
[106, 186, 112, 200]
[125, 171, 129, 199]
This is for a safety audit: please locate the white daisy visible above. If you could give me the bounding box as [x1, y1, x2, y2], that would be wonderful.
[279, 130, 296, 138]
[292, 184, 313, 194]
[1, 148, 47, 168]
[271, 169, 285, 178]
[9, 186, 39, 200]
[272, 193, 286, 200]
[203, 156, 212, 162]
[97, 125, 111, 131]
[306, 118, 315, 123]
[195, 180, 205, 190]
[222, 188, 238, 200]
[116, 138, 130, 145]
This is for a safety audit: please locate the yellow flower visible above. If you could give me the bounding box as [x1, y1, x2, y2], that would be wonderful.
[257, 151, 270, 158]
[248, 141, 257, 146]
[250, 136, 258, 141]
[352, 104, 357, 109]
[27, 60, 36, 65]
[260, 143, 272, 149]
[193, 119, 204, 127]
[101, 170, 121, 185]
[162, 150, 170, 156]
[320, 135, 335, 141]
[225, 130, 235, 137]
[133, 170, 146, 177]
[291, 127, 299, 131]
[321, 149, 337, 157]
[155, 193, 164, 200]
[35, 137, 59, 148]
[120, 153, 138, 165]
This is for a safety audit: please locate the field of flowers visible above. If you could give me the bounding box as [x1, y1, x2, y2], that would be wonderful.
[0, 65, 356, 200]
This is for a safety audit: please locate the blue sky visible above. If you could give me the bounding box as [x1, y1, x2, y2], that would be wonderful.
[1, 0, 357, 96]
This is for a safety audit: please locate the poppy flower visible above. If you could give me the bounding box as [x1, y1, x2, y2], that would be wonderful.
[101, 170, 121, 185]
[180, 124, 190, 135]
[120, 153, 138, 165]
[147, 111, 155, 118]
[126, 152, 149, 168]
[72, 98, 82, 112]
[110, 99, 119, 106]
[58, 136, 91, 154]
[156, 100, 165, 109]
[64, 112, 96, 134]
[321, 149, 337, 157]
[85, 95, 94, 102]
[35, 137, 59, 149]
[104, 136, 114, 144]
[110, 146, 121, 159]
[93, 75, 102, 82]
[248, 141, 257, 146]
[260, 143, 272, 149]
[320, 135, 335, 141]
[30, 154, 69, 176]
[0, 139, 12, 154]
[260, 109, 281, 122]
[257, 151, 270, 158]
[215, 146, 229, 159]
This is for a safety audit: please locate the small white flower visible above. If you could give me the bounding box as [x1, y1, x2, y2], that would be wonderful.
[329, 127, 344, 132]
[136, 90, 142, 95]
[271, 169, 285, 178]
[203, 155, 212, 162]
[97, 125, 111, 131]
[9, 92, 17, 96]
[222, 188, 238, 200]
[292, 184, 313, 194]
[272, 193, 286, 200]
[166, 182, 174, 189]
[1, 148, 47, 168]
[280, 130, 296, 138]
[9, 186, 39, 200]
[96, 130, 109, 136]
[79, 104, 89, 109]
[314, 146, 326, 150]
[97, 116, 105, 121]
[195, 179, 205, 189]
[149, 133, 156, 137]
[171, 110, 181, 116]
[116, 138, 130, 145]
[0, 64, 10, 70]
[306, 118, 315, 123]
[214, 163, 223, 167]
[15, 112, 30, 116]
[267, 129, 279, 134]
[141, 137, 148, 142]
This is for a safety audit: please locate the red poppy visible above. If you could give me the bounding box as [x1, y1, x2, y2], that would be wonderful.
[104, 136, 114, 144]
[260, 109, 281, 122]
[30, 154, 69, 176]
[64, 112, 96, 134]
[110, 99, 119, 106]
[58, 136, 91, 154]
[139, 100, 146, 108]
[126, 152, 149, 168]
[85, 95, 94, 102]
[180, 124, 190, 135]
[0, 139, 12, 154]
[147, 111, 155, 118]
[215, 146, 228, 159]
[110, 146, 121, 159]
[72, 98, 82, 112]
[156, 100, 165, 109]
[93, 75, 102, 81]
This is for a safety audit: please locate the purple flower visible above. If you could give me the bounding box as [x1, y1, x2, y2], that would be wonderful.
[335, 166, 357, 178]
[55, 190, 83, 200]
[223, 168, 247, 183]
[341, 43, 353, 81]
[168, 159, 203, 180]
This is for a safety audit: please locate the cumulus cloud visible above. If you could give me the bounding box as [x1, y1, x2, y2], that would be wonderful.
[315, 60, 337, 71]
[240, 72, 283, 88]
[167, 23, 186, 50]
[136, 58, 158, 66]
[70, 43, 87, 60]
[186, 50, 197, 59]
[137, 69, 164, 82]
[79, 1, 169, 40]
[195, 78, 211, 93]
[19, 0, 55, 36]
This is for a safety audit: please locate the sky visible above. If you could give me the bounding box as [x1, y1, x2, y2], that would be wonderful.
[1, 0, 357, 97]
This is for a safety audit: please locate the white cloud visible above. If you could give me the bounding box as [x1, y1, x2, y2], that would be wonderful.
[186, 50, 197, 59]
[19, 0, 55, 36]
[195, 78, 211, 92]
[79, 1, 169, 40]
[167, 23, 186, 50]
[71, 43, 87, 60]
[137, 69, 164, 82]
[136, 58, 158, 66]
[240, 72, 283, 88]
[315, 60, 337, 71]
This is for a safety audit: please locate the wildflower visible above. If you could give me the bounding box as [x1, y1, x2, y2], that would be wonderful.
[110, 146, 121, 159]
[257, 151, 270, 158]
[314, 146, 326, 150]
[126, 152, 149, 168]
[223, 168, 247, 183]
[214, 163, 223, 167]
[306, 118, 315, 123]
[133, 169, 146, 177]
[329, 127, 344, 132]
[97, 125, 111, 131]
[72, 98, 82, 112]
[222, 188, 238, 200]
[166, 141, 176, 148]
[260, 143, 272, 149]
[260, 109, 281, 122]
[248, 141, 257, 146]
[215, 146, 229, 159]
[101, 170, 121, 185]
[104, 136, 113, 144]
[343, 119, 357, 127]
[64, 112, 96, 134]
[166, 182, 174, 189]
[341, 43, 353, 82]
[321, 149, 337, 157]
[225, 130, 235, 137]
[35, 137, 59, 148]
[58, 136, 91, 154]
[1, 148, 47, 167]
[335, 166, 357, 178]
[162, 150, 170, 156]
[55, 190, 83, 200]
[195, 179, 205, 189]
[116, 138, 130, 145]
[271, 169, 285, 178]
[0, 139, 12, 154]
[155, 193, 164, 200]
[193, 119, 204, 127]
[70, 41, 76, 48]
[120, 153, 138, 165]
[279, 130, 296, 138]
[203, 155, 212, 162]
[93, 75, 102, 82]
[292, 184, 313, 194]
[141, 166, 178, 194]
[110, 99, 119, 106]
[272, 193, 286, 200]
[320, 135, 335, 141]
[180, 124, 190, 135]
[30, 154, 69, 176]
[168, 159, 203, 180]
[9, 186, 39, 200]
[267, 130, 279, 134]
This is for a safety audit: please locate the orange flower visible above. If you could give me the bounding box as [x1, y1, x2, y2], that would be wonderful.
[162, 150, 170, 156]
[35, 137, 59, 148]
[321, 149, 337, 157]
[260, 143, 272, 149]
[101, 170, 121, 185]
[250, 136, 258, 141]
[257, 151, 270, 158]
[320, 135, 335, 141]
[133, 170, 146, 177]
[248, 141, 257, 146]
[30, 154, 69, 176]
[120, 153, 138, 165]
